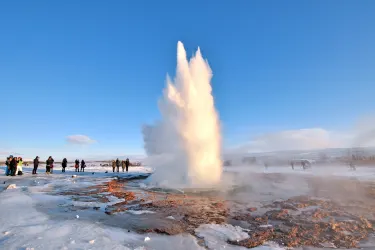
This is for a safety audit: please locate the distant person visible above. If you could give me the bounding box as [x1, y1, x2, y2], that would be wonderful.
[50, 156, 55, 173]
[10, 156, 17, 176]
[17, 157, 23, 175]
[33, 156, 39, 174]
[125, 158, 130, 172]
[81, 160, 86, 172]
[46, 156, 54, 174]
[112, 160, 116, 173]
[121, 160, 126, 172]
[264, 163, 268, 170]
[291, 162, 294, 170]
[62, 158, 67, 172]
[5, 157, 11, 176]
[75, 159, 80, 172]
[116, 158, 120, 172]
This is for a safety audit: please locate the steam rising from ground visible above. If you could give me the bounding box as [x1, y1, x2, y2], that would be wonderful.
[142, 41, 222, 188]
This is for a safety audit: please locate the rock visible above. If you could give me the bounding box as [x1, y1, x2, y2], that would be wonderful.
[92, 172, 95, 175]
[72, 175, 77, 178]
[105, 171, 108, 173]
[6, 184, 16, 190]
[144, 236, 151, 242]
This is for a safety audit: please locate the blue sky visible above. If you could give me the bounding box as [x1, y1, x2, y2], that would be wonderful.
[1, 1, 375, 159]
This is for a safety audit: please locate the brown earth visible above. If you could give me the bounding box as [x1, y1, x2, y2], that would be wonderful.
[56, 176, 375, 249]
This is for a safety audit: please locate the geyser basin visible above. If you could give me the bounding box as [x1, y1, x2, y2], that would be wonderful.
[143, 41, 222, 188]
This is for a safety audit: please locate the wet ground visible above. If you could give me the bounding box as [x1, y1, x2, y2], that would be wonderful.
[35, 170, 375, 249]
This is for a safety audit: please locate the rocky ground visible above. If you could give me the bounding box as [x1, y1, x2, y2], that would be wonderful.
[54, 173, 375, 249]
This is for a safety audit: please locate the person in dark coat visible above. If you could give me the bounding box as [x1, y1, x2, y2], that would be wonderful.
[5, 157, 11, 176]
[116, 158, 120, 173]
[75, 159, 80, 172]
[46, 156, 54, 174]
[33, 156, 39, 174]
[50, 156, 55, 173]
[10, 157, 17, 176]
[62, 158, 67, 172]
[112, 160, 116, 173]
[125, 158, 130, 172]
[81, 160, 86, 172]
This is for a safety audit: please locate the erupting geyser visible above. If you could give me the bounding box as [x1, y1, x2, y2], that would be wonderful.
[142, 41, 222, 188]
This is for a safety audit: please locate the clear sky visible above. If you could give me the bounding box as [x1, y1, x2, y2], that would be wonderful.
[1, 1, 375, 159]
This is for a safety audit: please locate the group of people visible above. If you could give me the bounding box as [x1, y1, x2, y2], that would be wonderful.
[73, 159, 86, 172]
[112, 158, 130, 172]
[5, 155, 132, 175]
[5, 156, 24, 176]
[32, 156, 55, 174]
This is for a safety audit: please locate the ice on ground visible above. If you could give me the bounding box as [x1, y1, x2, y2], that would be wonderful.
[195, 224, 250, 250]
[0, 186, 205, 250]
[195, 224, 286, 250]
[6, 183, 17, 190]
[127, 210, 156, 215]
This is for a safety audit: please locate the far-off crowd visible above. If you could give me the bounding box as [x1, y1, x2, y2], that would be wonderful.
[4, 155, 131, 176]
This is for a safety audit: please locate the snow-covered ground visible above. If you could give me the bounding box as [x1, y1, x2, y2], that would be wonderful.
[225, 164, 375, 181]
[0, 163, 374, 249]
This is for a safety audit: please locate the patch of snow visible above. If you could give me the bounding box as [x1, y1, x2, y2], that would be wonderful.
[127, 210, 156, 215]
[6, 184, 17, 190]
[259, 224, 273, 228]
[166, 216, 175, 220]
[144, 236, 151, 242]
[195, 224, 250, 250]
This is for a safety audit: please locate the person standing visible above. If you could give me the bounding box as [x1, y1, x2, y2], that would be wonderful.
[5, 157, 11, 176]
[121, 160, 125, 172]
[50, 156, 55, 173]
[81, 160, 86, 172]
[46, 156, 54, 174]
[62, 158, 67, 172]
[112, 160, 116, 173]
[33, 156, 39, 174]
[115, 158, 120, 172]
[125, 158, 130, 172]
[17, 157, 23, 175]
[10, 156, 17, 176]
[75, 159, 80, 172]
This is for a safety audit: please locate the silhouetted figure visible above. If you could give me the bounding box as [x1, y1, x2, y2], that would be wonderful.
[125, 158, 130, 172]
[5, 157, 11, 176]
[112, 160, 116, 172]
[116, 158, 120, 172]
[291, 162, 294, 170]
[81, 160, 86, 172]
[75, 159, 80, 172]
[121, 160, 126, 172]
[46, 156, 54, 174]
[62, 158, 67, 172]
[10, 157, 17, 176]
[33, 156, 39, 174]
